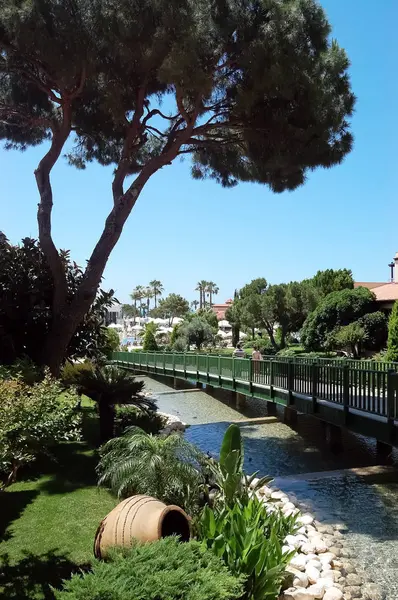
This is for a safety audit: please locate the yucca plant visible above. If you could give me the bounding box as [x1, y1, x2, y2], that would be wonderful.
[76, 365, 155, 441]
[97, 426, 205, 512]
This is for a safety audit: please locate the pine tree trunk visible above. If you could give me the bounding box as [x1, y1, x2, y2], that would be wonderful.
[41, 176, 151, 374]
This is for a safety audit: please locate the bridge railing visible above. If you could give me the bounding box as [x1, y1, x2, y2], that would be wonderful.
[111, 351, 398, 421]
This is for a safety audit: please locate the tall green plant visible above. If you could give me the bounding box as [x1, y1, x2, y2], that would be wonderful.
[387, 301, 398, 362]
[97, 426, 205, 512]
[210, 424, 271, 507]
[199, 498, 296, 600]
[198, 425, 296, 600]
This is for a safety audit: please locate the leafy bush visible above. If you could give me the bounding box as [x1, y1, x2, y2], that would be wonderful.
[97, 426, 205, 513]
[115, 405, 166, 435]
[199, 498, 296, 600]
[61, 360, 94, 387]
[102, 327, 121, 356]
[386, 301, 398, 362]
[55, 537, 244, 600]
[301, 287, 376, 350]
[0, 375, 81, 487]
[0, 356, 42, 384]
[0, 236, 116, 366]
[198, 425, 296, 600]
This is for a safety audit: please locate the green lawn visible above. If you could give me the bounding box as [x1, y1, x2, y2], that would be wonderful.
[0, 400, 116, 599]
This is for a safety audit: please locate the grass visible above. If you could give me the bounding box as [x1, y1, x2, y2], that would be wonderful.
[0, 398, 116, 599]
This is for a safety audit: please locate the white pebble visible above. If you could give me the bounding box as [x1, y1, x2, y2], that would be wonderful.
[289, 554, 308, 571]
[293, 572, 309, 588]
[306, 582, 325, 599]
[319, 552, 336, 564]
[271, 490, 287, 501]
[285, 535, 302, 549]
[323, 588, 343, 600]
[282, 544, 295, 554]
[306, 559, 322, 570]
[317, 577, 335, 590]
[298, 514, 314, 526]
[300, 542, 316, 555]
[305, 565, 320, 584]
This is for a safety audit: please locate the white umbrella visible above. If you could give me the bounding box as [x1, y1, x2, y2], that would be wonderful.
[218, 320, 230, 328]
[108, 323, 123, 329]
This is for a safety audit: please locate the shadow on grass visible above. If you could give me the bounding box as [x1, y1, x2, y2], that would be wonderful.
[0, 490, 39, 542]
[0, 550, 90, 599]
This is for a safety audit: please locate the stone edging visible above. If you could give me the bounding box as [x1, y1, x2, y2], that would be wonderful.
[250, 481, 384, 600]
[158, 412, 187, 435]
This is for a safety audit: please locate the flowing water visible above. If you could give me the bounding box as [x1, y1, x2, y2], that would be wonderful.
[141, 376, 398, 600]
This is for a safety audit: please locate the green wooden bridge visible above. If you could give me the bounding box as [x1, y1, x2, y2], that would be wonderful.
[111, 351, 398, 448]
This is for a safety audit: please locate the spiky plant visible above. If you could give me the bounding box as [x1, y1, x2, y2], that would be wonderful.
[97, 426, 205, 512]
[76, 365, 155, 442]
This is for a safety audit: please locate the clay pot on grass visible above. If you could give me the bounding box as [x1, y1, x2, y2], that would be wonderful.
[94, 495, 190, 558]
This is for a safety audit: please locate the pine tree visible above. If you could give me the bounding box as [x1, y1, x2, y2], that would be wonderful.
[0, 0, 355, 372]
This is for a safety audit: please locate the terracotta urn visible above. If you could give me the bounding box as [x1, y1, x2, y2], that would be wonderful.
[94, 494, 190, 558]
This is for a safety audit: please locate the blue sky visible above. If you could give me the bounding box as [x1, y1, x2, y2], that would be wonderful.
[2, 0, 398, 305]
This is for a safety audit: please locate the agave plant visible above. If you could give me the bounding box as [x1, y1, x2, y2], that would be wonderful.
[76, 365, 155, 442]
[97, 426, 205, 512]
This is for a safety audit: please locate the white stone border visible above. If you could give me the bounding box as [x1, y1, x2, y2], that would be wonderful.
[250, 481, 383, 600]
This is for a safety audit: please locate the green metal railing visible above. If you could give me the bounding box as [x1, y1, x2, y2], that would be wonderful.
[112, 351, 398, 423]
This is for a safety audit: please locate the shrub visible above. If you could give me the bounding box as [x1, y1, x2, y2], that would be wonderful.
[0, 375, 81, 487]
[61, 360, 94, 387]
[143, 323, 158, 351]
[386, 301, 398, 362]
[198, 425, 296, 600]
[0, 357, 42, 384]
[199, 498, 296, 600]
[55, 537, 244, 600]
[115, 405, 166, 435]
[97, 426, 205, 513]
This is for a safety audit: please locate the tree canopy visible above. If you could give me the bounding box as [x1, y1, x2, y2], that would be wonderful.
[301, 287, 378, 351]
[0, 0, 355, 371]
[310, 268, 354, 298]
[153, 293, 190, 326]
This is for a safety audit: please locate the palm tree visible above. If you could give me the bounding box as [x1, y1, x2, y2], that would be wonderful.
[97, 426, 204, 511]
[131, 285, 145, 318]
[206, 282, 219, 307]
[149, 280, 164, 308]
[195, 280, 208, 309]
[76, 365, 155, 442]
[145, 286, 154, 314]
[191, 300, 199, 311]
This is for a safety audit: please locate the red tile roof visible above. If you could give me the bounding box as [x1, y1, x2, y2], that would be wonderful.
[355, 282, 398, 302]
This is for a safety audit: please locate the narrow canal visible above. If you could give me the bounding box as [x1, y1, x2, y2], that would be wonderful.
[142, 376, 398, 600]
